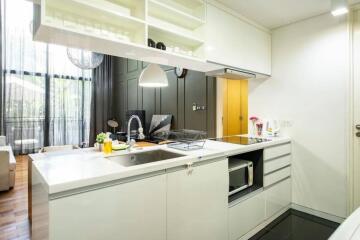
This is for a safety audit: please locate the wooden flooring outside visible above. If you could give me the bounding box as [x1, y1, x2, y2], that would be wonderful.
[0, 155, 30, 240]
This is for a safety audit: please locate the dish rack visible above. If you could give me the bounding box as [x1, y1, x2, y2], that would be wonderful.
[156, 129, 207, 151]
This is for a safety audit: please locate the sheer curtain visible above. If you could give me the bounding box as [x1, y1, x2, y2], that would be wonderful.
[3, 0, 92, 154]
[48, 45, 92, 146]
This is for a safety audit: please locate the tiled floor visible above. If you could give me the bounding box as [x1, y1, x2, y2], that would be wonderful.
[0, 155, 30, 240]
[250, 209, 339, 240]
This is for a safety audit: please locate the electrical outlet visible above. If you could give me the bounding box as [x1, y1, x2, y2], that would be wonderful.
[281, 120, 293, 128]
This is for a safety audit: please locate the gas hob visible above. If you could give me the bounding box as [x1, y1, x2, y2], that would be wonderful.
[210, 136, 271, 145]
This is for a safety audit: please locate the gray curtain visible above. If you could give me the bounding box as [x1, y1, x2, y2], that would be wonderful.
[89, 55, 114, 146]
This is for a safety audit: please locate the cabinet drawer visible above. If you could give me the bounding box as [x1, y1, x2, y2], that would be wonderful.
[265, 178, 291, 218]
[264, 144, 291, 160]
[229, 192, 265, 240]
[264, 155, 291, 174]
[264, 166, 291, 187]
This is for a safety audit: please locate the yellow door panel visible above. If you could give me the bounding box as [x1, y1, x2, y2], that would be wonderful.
[223, 79, 248, 137]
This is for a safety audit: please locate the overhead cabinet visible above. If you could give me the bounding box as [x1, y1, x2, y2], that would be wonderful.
[204, 4, 272, 75]
[33, 0, 271, 74]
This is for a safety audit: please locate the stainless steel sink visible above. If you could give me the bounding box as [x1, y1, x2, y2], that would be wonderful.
[106, 150, 185, 167]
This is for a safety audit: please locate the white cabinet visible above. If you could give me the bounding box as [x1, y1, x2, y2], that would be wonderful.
[48, 174, 166, 240]
[264, 144, 291, 161]
[204, 4, 271, 75]
[167, 159, 228, 240]
[265, 178, 291, 218]
[264, 155, 291, 174]
[229, 192, 266, 240]
[264, 166, 291, 187]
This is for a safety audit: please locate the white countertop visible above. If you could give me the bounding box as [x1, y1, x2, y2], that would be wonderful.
[30, 136, 291, 195]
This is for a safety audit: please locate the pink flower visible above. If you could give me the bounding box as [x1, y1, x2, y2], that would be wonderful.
[249, 116, 259, 122]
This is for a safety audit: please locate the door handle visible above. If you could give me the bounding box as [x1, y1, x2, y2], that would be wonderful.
[356, 125, 360, 130]
[356, 132, 360, 137]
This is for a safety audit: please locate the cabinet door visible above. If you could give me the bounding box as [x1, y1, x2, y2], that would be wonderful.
[265, 178, 291, 218]
[167, 159, 228, 240]
[49, 175, 166, 240]
[205, 4, 271, 75]
[229, 192, 266, 240]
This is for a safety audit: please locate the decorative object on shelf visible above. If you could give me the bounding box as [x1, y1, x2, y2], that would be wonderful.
[107, 119, 119, 133]
[107, 119, 119, 140]
[148, 38, 156, 48]
[139, 64, 169, 87]
[249, 116, 259, 138]
[155, 41, 166, 50]
[95, 132, 106, 151]
[175, 67, 187, 78]
[256, 122, 263, 137]
[67, 47, 104, 69]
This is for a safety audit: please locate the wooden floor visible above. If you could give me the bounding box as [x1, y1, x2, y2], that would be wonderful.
[0, 155, 30, 240]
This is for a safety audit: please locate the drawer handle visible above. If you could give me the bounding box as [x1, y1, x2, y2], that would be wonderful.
[186, 162, 193, 175]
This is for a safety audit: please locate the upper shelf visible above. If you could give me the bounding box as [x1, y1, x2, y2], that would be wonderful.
[148, 23, 204, 49]
[148, 0, 205, 30]
[45, 0, 146, 26]
[42, 0, 146, 44]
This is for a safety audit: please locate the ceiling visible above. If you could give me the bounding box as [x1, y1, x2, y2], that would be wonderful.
[216, 0, 360, 29]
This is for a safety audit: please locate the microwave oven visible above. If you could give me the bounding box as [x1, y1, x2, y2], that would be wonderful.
[229, 160, 254, 196]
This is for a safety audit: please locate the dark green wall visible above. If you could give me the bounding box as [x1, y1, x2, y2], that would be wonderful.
[112, 58, 217, 138]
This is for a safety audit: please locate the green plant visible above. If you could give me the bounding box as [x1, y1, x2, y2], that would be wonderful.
[96, 132, 106, 144]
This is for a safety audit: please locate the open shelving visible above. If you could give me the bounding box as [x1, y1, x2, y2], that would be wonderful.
[152, 0, 206, 21]
[147, 0, 206, 59]
[148, 0, 205, 30]
[42, 0, 146, 45]
[148, 23, 204, 58]
[34, 0, 212, 68]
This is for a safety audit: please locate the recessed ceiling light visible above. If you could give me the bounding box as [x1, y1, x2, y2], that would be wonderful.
[331, 0, 349, 16]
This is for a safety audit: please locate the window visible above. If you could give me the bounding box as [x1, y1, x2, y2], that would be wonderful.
[3, 0, 92, 154]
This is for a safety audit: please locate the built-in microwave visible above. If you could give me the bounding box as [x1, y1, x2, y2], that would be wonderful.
[229, 160, 254, 196]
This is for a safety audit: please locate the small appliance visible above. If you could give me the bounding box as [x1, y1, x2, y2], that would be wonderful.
[229, 160, 254, 196]
[264, 120, 280, 137]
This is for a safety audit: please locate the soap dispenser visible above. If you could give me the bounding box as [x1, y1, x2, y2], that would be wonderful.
[103, 132, 112, 154]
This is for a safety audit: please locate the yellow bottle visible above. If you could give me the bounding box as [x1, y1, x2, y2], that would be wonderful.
[103, 133, 112, 154]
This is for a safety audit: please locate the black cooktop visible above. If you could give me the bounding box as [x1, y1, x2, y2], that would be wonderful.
[210, 136, 271, 145]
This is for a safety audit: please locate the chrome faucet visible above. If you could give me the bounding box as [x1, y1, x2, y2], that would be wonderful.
[127, 115, 145, 145]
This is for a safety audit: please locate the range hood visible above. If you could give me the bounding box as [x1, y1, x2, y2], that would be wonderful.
[206, 67, 270, 80]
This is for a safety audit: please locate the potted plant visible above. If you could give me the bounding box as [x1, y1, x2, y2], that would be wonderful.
[96, 132, 106, 151]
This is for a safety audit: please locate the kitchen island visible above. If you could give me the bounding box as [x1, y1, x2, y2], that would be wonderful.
[30, 137, 291, 240]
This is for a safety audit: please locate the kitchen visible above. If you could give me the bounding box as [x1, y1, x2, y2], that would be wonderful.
[0, 0, 359, 240]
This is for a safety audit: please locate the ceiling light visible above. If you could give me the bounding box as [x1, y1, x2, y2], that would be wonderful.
[139, 64, 168, 88]
[331, 0, 349, 16]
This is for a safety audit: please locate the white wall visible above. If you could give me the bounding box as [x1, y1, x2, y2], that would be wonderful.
[249, 13, 349, 218]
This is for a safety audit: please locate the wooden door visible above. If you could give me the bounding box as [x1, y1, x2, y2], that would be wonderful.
[167, 159, 229, 240]
[223, 79, 248, 136]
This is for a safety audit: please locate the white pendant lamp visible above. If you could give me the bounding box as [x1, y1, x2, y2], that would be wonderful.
[139, 64, 168, 87]
[331, 0, 348, 16]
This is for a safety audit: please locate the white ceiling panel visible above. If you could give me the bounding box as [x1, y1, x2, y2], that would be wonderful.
[216, 0, 360, 29]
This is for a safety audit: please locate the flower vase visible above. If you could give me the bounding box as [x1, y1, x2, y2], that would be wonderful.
[251, 122, 257, 138]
